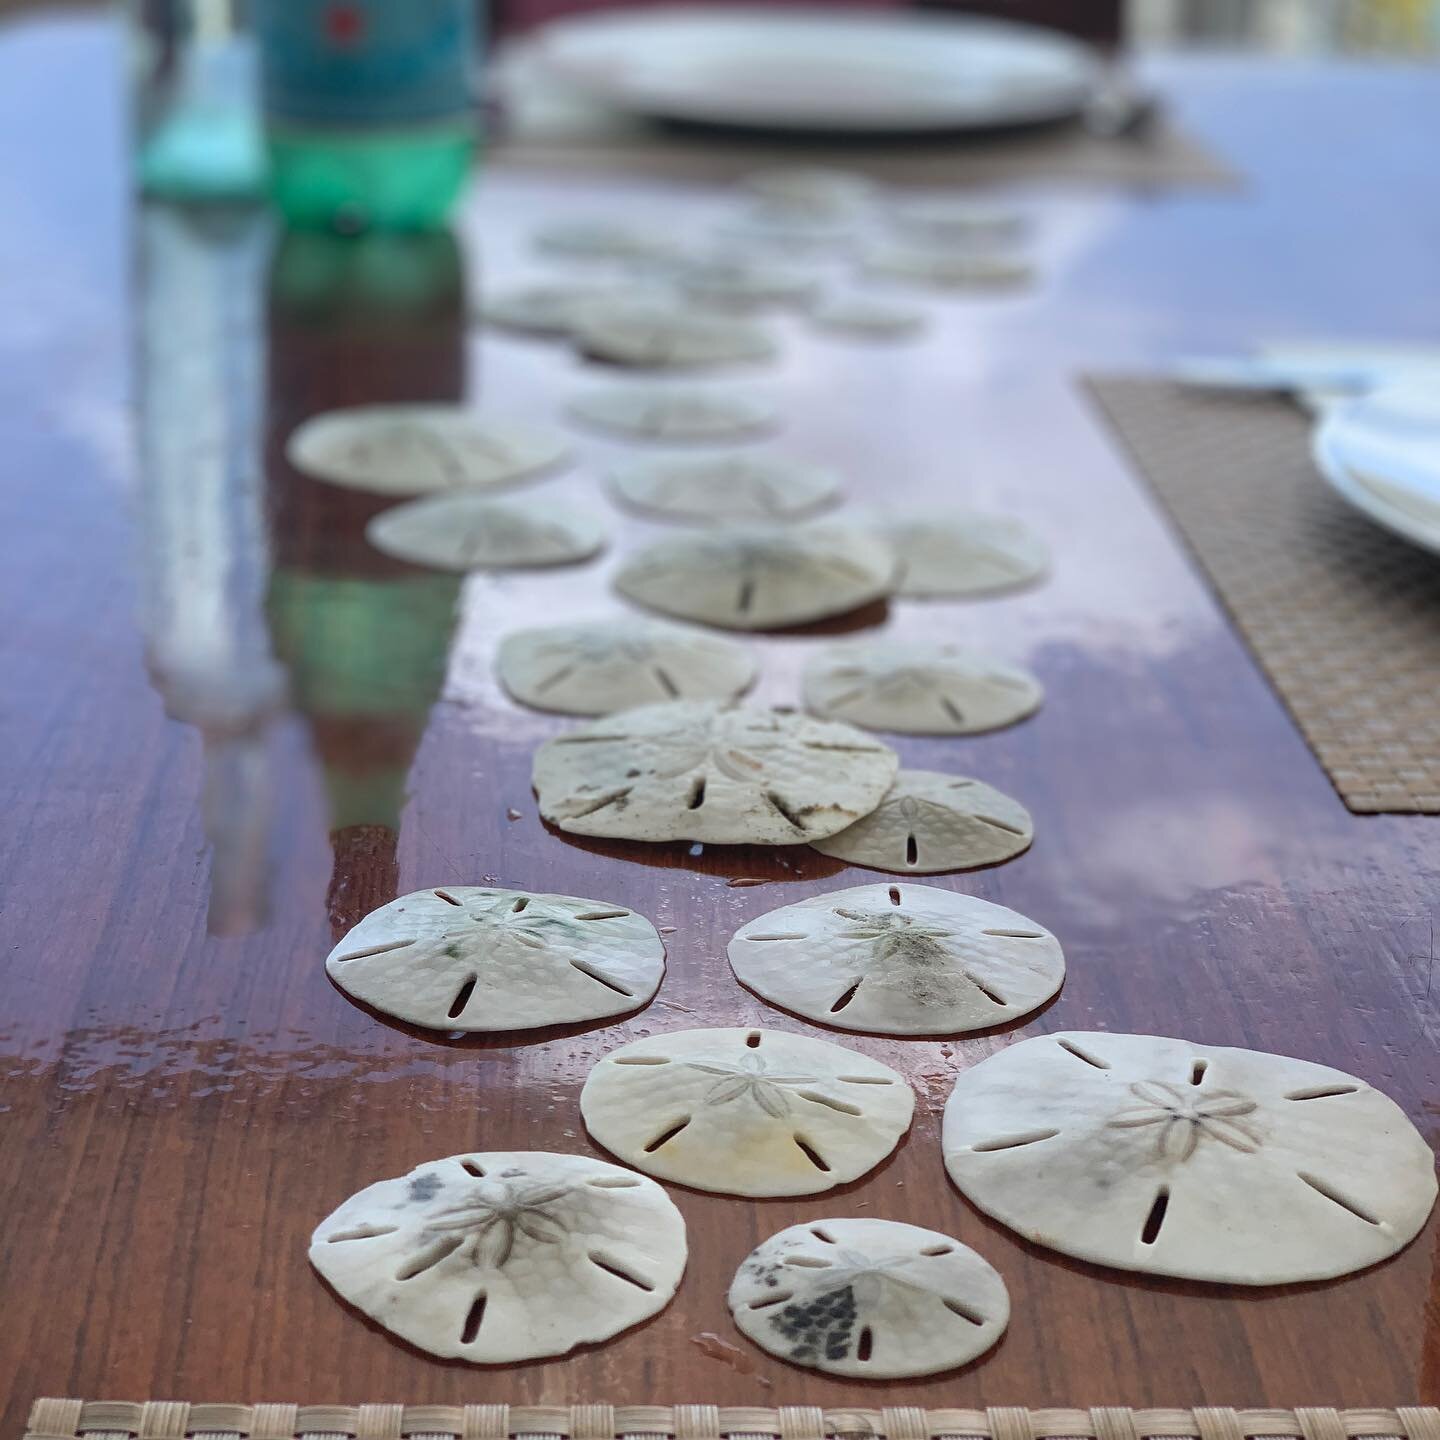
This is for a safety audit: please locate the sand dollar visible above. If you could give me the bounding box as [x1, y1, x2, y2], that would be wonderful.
[616, 525, 894, 630]
[326, 885, 665, 1032]
[287, 406, 570, 497]
[803, 640, 1041, 735]
[867, 508, 1049, 597]
[809, 294, 927, 341]
[729, 881, 1062, 1036]
[729, 1218, 1008, 1378]
[863, 247, 1033, 290]
[310, 1150, 686, 1362]
[574, 300, 777, 369]
[534, 218, 682, 265]
[610, 453, 841, 524]
[566, 386, 779, 441]
[497, 619, 756, 715]
[532, 700, 898, 845]
[810, 770, 1032, 874]
[943, 1032, 1438, 1285]
[481, 282, 640, 338]
[366, 494, 607, 571]
[681, 256, 817, 310]
[581, 1026, 913, 1196]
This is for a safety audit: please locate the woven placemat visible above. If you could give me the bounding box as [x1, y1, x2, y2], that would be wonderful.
[1085, 378, 1440, 814]
[488, 50, 1236, 189]
[23, 1403, 1440, 1440]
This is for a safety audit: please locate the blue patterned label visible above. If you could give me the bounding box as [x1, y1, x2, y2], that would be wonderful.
[257, 0, 475, 128]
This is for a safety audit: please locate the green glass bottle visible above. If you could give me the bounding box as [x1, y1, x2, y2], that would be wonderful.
[254, 0, 476, 232]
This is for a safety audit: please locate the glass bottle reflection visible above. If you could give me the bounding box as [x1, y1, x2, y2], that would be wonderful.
[264, 229, 467, 937]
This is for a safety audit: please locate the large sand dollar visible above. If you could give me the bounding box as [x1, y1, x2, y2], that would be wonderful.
[326, 885, 665, 1032]
[617, 525, 894, 630]
[609, 453, 841, 524]
[498, 619, 756, 716]
[566, 385, 779, 441]
[574, 300, 777, 370]
[310, 1151, 686, 1362]
[287, 406, 569, 497]
[366, 494, 607, 572]
[729, 1218, 1008, 1378]
[729, 882, 1063, 1036]
[867, 508, 1049, 598]
[532, 700, 898, 845]
[804, 640, 1041, 735]
[581, 1026, 913, 1196]
[943, 1032, 1438, 1284]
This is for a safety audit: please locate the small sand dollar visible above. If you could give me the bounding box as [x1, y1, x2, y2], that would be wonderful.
[287, 406, 570, 497]
[804, 640, 1041, 735]
[729, 882, 1063, 1036]
[740, 167, 874, 219]
[890, 197, 1027, 247]
[574, 300, 777, 370]
[809, 294, 927, 341]
[481, 282, 639, 338]
[729, 1218, 1008, 1378]
[868, 508, 1049, 597]
[366, 494, 607, 572]
[534, 218, 682, 265]
[811, 771, 1033, 874]
[617, 526, 894, 631]
[681, 256, 817, 310]
[863, 247, 1033, 290]
[610, 453, 841, 524]
[310, 1150, 686, 1362]
[532, 700, 898, 845]
[567, 386, 779, 442]
[581, 1026, 913, 1196]
[943, 1032, 1439, 1285]
[497, 619, 757, 716]
[326, 885, 665, 1032]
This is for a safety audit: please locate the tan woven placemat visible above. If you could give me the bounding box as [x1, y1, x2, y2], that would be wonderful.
[1085, 378, 1440, 814]
[488, 50, 1237, 189]
[23, 1402, 1440, 1440]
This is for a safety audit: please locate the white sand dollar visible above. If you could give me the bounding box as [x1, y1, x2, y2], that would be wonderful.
[532, 700, 898, 845]
[567, 386, 779, 441]
[326, 885, 665, 1032]
[740, 167, 874, 219]
[366, 494, 607, 572]
[497, 619, 756, 716]
[809, 294, 927, 341]
[890, 197, 1027, 247]
[481, 282, 640, 338]
[729, 1218, 1008, 1377]
[310, 1150, 686, 1362]
[868, 508, 1049, 597]
[681, 256, 817, 310]
[804, 640, 1041, 735]
[287, 406, 570, 497]
[610, 454, 840, 524]
[581, 1026, 913, 1196]
[943, 1032, 1439, 1285]
[810, 771, 1033, 874]
[534, 218, 682, 265]
[729, 882, 1062, 1036]
[617, 526, 894, 630]
[574, 300, 777, 369]
[863, 247, 1033, 290]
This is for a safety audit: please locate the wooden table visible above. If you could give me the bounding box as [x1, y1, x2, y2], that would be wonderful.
[1, 14, 1437, 1429]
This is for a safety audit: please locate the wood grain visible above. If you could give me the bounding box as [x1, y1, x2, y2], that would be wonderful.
[0, 20, 1436, 1430]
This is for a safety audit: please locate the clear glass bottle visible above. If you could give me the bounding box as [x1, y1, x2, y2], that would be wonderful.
[254, 0, 477, 232]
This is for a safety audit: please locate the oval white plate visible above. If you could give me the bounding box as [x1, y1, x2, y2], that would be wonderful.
[533, 6, 1100, 134]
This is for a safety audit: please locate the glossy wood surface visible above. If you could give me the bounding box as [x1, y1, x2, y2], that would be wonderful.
[1, 14, 1437, 1427]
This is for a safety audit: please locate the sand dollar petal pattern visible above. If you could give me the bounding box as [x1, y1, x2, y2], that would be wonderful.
[326, 886, 665, 1032]
[810, 770, 1033, 874]
[287, 406, 571, 497]
[566, 386, 779, 441]
[729, 882, 1062, 1036]
[609, 453, 841, 524]
[581, 1027, 913, 1196]
[573, 300, 777, 370]
[366, 494, 607, 572]
[498, 619, 757, 716]
[617, 526, 894, 630]
[803, 640, 1041, 735]
[729, 1217, 1008, 1377]
[942, 1032, 1439, 1285]
[865, 508, 1049, 598]
[532, 700, 898, 844]
[310, 1150, 686, 1362]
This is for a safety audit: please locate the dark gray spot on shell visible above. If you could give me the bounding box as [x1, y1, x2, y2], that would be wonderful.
[768, 1282, 857, 1364]
[408, 1173, 443, 1203]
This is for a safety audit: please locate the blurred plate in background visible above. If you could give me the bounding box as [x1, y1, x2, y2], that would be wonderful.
[533, 6, 1101, 134]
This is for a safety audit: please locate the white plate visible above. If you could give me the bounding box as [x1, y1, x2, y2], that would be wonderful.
[1313, 381, 1440, 557]
[533, 6, 1100, 134]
